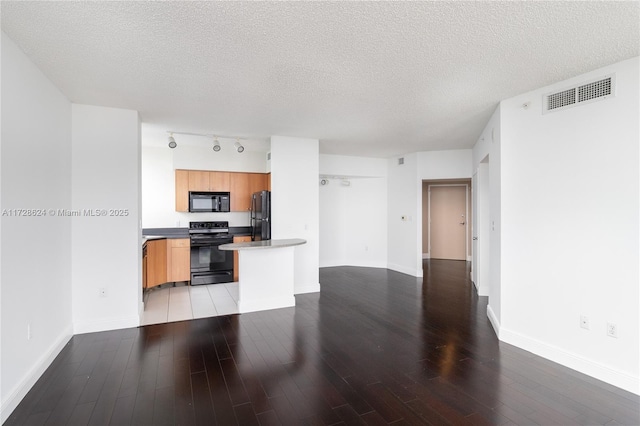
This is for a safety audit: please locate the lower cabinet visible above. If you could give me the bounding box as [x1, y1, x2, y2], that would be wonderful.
[233, 235, 252, 281]
[167, 238, 191, 282]
[145, 238, 190, 290]
[142, 245, 148, 289]
[146, 239, 167, 289]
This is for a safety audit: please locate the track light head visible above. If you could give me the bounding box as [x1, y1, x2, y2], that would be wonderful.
[168, 133, 177, 149]
[212, 137, 221, 152]
[234, 139, 244, 153]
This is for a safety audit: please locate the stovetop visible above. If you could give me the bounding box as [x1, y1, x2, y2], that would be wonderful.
[189, 221, 229, 234]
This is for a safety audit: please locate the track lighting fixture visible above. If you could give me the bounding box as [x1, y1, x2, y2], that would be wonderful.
[166, 131, 247, 152]
[168, 133, 177, 149]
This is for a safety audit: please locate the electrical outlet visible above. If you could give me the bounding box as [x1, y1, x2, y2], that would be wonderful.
[99, 287, 107, 298]
[607, 322, 618, 338]
[580, 315, 589, 330]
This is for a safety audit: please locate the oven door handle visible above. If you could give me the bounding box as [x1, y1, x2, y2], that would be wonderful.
[190, 240, 232, 247]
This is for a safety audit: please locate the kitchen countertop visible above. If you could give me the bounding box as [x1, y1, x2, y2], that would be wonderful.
[219, 239, 306, 251]
[142, 235, 167, 245]
[142, 226, 252, 247]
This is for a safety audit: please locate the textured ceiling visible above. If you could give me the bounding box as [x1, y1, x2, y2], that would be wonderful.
[2, 1, 638, 157]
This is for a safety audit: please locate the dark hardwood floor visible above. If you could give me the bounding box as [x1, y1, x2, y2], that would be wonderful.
[6, 260, 639, 425]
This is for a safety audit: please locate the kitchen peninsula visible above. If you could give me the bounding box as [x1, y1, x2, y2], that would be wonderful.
[219, 239, 306, 313]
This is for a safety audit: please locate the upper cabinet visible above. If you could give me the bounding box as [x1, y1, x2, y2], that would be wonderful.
[210, 172, 230, 192]
[249, 173, 268, 196]
[188, 170, 210, 191]
[187, 170, 230, 192]
[230, 172, 250, 211]
[175, 170, 189, 211]
[231, 173, 269, 211]
[175, 169, 268, 212]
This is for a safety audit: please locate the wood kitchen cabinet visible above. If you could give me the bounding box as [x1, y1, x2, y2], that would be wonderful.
[231, 173, 268, 211]
[249, 173, 268, 198]
[209, 171, 230, 191]
[175, 170, 189, 212]
[230, 173, 250, 211]
[175, 169, 269, 212]
[166, 238, 190, 282]
[189, 170, 230, 192]
[233, 235, 252, 281]
[142, 245, 148, 289]
[144, 238, 190, 290]
[188, 171, 210, 191]
[146, 239, 167, 289]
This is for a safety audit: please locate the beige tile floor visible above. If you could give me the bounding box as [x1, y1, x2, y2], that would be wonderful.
[141, 282, 239, 326]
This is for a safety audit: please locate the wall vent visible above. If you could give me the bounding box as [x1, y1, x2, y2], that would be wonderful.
[578, 78, 612, 102]
[543, 75, 614, 114]
[398, 157, 404, 165]
[547, 88, 576, 111]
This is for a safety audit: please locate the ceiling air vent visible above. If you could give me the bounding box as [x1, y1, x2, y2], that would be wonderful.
[398, 157, 404, 165]
[543, 75, 615, 114]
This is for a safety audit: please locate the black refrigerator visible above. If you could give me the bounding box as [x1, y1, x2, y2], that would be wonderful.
[250, 190, 271, 241]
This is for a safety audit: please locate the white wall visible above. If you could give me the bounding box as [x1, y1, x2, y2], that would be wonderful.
[1, 33, 73, 422]
[270, 136, 319, 294]
[472, 106, 502, 321]
[319, 155, 388, 268]
[141, 145, 264, 227]
[417, 150, 472, 180]
[172, 143, 268, 173]
[387, 150, 473, 277]
[71, 104, 141, 334]
[387, 153, 420, 276]
[499, 57, 639, 394]
[475, 162, 490, 297]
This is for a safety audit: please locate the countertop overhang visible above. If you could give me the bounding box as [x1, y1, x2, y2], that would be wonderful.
[219, 238, 306, 251]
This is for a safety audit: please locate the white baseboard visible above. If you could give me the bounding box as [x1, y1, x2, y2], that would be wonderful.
[295, 282, 320, 295]
[73, 315, 140, 335]
[319, 260, 388, 269]
[387, 263, 423, 278]
[422, 253, 430, 259]
[319, 260, 344, 268]
[239, 295, 296, 314]
[486, 305, 500, 338]
[349, 261, 387, 269]
[500, 327, 640, 395]
[1, 325, 73, 423]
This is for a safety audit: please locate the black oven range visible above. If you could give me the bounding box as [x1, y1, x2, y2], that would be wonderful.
[189, 221, 234, 285]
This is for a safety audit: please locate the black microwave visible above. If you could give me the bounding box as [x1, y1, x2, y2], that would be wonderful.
[189, 192, 231, 212]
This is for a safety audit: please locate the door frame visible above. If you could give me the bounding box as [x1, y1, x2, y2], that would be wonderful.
[427, 183, 470, 261]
